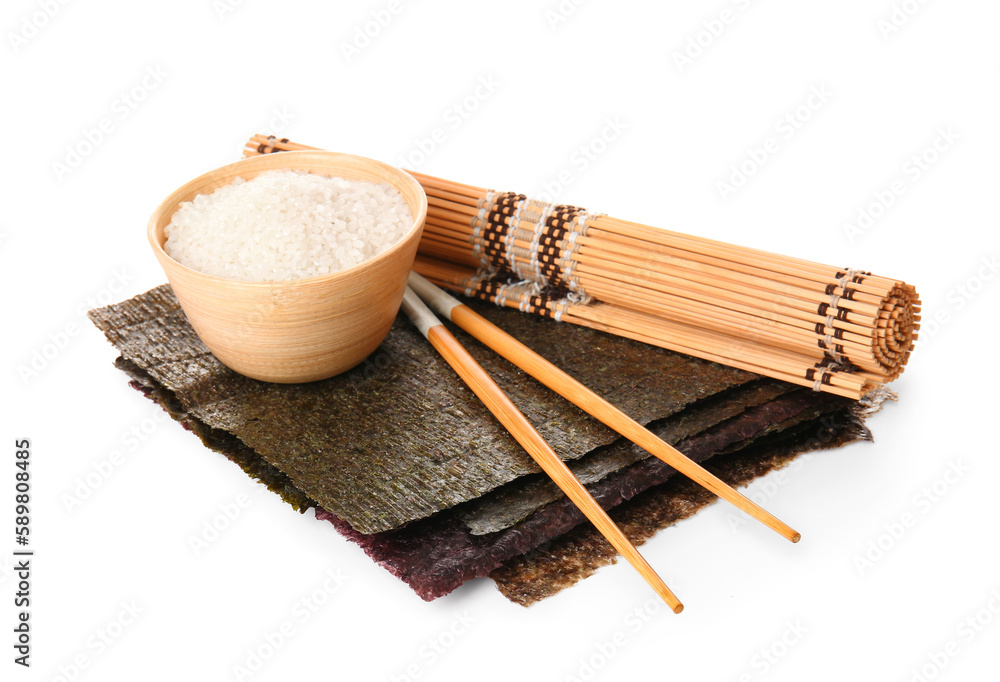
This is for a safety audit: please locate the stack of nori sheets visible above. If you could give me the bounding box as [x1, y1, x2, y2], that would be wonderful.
[89, 285, 873, 605]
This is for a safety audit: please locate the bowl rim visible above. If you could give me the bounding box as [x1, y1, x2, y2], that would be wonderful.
[147, 150, 429, 288]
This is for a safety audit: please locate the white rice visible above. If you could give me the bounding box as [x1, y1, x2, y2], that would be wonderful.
[164, 169, 413, 282]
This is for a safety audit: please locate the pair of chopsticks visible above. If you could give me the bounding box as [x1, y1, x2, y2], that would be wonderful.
[402, 272, 801, 612]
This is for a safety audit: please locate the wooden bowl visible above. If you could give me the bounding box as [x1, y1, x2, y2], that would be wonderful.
[147, 151, 428, 383]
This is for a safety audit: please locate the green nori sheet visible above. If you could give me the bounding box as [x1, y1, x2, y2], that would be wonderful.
[491, 406, 871, 605]
[88, 285, 756, 534]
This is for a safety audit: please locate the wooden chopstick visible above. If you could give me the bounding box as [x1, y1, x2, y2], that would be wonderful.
[408, 271, 802, 544]
[399, 287, 684, 612]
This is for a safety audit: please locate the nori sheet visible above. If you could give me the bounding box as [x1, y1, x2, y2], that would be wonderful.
[91, 286, 872, 604]
[492, 408, 870, 605]
[111, 352, 855, 602]
[88, 285, 756, 534]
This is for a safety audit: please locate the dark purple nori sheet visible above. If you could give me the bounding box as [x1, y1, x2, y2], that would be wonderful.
[87, 285, 756, 534]
[492, 408, 871, 605]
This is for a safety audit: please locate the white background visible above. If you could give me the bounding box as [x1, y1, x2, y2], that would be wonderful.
[3, 1, 999, 680]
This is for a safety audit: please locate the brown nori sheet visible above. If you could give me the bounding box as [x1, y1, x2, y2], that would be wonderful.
[88, 285, 756, 534]
[456, 379, 796, 534]
[492, 408, 870, 605]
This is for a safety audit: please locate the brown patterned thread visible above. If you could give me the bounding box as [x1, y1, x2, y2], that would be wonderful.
[256, 136, 290, 155]
[463, 273, 573, 321]
[806, 268, 875, 388]
[468, 190, 592, 304]
[482, 192, 524, 274]
[805, 356, 839, 391]
[814, 269, 867, 365]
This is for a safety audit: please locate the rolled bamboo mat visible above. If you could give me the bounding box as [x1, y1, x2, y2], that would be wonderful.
[243, 135, 919, 400]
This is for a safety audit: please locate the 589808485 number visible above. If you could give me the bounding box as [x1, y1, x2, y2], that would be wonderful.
[15, 439, 30, 545]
